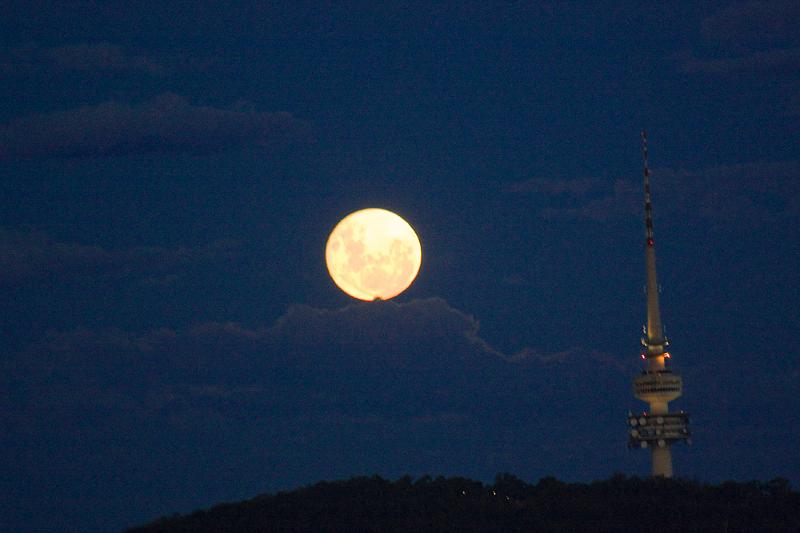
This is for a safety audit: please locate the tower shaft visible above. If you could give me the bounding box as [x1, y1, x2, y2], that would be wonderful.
[651, 446, 673, 478]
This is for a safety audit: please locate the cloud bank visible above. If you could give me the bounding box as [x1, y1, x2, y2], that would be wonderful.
[0, 93, 309, 160]
[4, 297, 627, 448]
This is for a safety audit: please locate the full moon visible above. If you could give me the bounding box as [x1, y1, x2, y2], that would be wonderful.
[325, 208, 422, 301]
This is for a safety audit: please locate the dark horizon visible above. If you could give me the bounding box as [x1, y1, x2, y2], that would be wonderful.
[128, 473, 800, 532]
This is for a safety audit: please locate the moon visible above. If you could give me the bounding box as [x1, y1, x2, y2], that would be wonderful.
[325, 208, 422, 301]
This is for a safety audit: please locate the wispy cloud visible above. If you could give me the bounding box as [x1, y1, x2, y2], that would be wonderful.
[0, 42, 166, 75]
[680, 47, 800, 75]
[502, 177, 601, 196]
[700, 1, 800, 44]
[0, 227, 239, 285]
[0, 93, 309, 160]
[505, 161, 800, 225]
[504, 176, 637, 222]
[536, 179, 639, 222]
[679, 0, 800, 102]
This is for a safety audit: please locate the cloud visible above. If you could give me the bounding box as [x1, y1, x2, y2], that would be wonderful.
[655, 161, 800, 222]
[700, 1, 800, 44]
[502, 177, 601, 196]
[268, 298, 496, 358]
[680, 1, 800, 117]
[537, 179, 638, 222]
[0, 93, 309, 160]
[0, 42, 166, 75]
[6, 298, 626, 415]
[506, 161, 800, 224]
[511, 346, 633, 373]
[680, 47, 800, 75]
[45, 42, 165, 73]
[0, 227, 239, 284]
[505, 176, 638, 222]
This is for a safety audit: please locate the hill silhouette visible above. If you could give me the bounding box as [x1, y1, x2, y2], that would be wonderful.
[128, 474, 799, 532]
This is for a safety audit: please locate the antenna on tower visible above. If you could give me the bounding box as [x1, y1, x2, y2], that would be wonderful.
[642, 131, 654, 248]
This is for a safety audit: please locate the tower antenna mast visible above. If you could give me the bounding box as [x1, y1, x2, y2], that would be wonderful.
[643, 131, 665, 352]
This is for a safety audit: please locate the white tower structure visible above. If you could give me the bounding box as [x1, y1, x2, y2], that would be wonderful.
[627, 131, 690, 477]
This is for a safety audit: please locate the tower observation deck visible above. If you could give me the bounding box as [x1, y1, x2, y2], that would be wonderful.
[627, 132, 690, 477]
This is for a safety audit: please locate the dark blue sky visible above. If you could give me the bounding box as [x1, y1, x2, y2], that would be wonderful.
[2, 2, 799, 532]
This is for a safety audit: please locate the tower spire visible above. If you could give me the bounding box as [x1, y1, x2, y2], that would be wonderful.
[642, 131, 666, 355]
[628, 132, 690, 478]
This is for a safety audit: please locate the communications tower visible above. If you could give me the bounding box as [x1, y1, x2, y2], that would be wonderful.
[627, 132, 690, 477]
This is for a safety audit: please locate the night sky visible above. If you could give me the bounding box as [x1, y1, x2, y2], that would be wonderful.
[2, 2, 799, 532]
